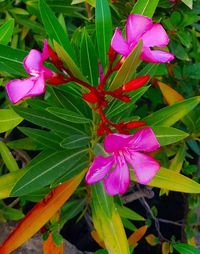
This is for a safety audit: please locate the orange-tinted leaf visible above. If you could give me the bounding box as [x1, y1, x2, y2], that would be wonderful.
[145, 234, 159, 246]
[43, 233, 64, 254]
[157, 81, 184, 105]
[162, 242, 170, 254]
[0, 171, 85, 254]
[188, 236, 197, 247]
[128, 225, 148, 247]
[91, 230, 105, 248]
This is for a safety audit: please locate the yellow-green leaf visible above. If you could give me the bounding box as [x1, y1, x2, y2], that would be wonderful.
[0, 141, 19, 172]
[0, 109, 23, 133]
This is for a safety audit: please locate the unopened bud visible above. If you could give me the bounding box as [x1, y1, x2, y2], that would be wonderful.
[82, 92, 98, 104]
[125, 121, 146, 129]
[122, 76, 150, 92]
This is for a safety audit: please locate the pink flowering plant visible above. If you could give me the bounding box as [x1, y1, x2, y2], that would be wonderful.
[0, 0, 200, 253]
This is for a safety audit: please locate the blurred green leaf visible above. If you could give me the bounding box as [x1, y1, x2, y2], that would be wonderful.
[1, 207, 24, 221]
[173, 243, 200, 254]
[132, 0, 159, 18]
[0, 109, 23, 133]
[0, 19, 14, 45]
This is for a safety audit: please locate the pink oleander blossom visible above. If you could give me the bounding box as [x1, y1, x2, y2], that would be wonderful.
[111, 14, 174, 63]
[6, 40, 53, 104]
[86, 127, 160, 196]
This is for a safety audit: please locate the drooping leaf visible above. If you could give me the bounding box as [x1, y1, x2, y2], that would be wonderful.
[109, 41, 142, 91]
[0, 109, 23, 133]
[152, 127, 189, 146]
[143, 97, 200, 126]
[131, 167, 200, 193]
[0, 172, 84, 254]
[80, 28, 99, 86]
[0, 19, 14, 45]
[39, 0, 77, 62]
[131, 0, 159, 18]
[11, 149, 88, 196]
[128, 225, 148, 247]
[95, 0, 112, 70]
[0, 141, 19, 172]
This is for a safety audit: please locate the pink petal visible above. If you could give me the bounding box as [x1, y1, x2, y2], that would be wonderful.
[126, 151, 160, 184]
[23, 49, 43, 76]
[26, 73, 45, 97]
[142, 23, 170, 47]
[126, 14, 152, 46]
[128, 127, 160, 152]
[85, 155, 114, 184]
[42, 66, 54, 79]
[41, 39, 49, 61]
[111, 28, 130, 57]
[104, 155, 130, 196]
[6, 78, 35, 104]
[141, 47, 175, 63]
[104, 133, 133, 153]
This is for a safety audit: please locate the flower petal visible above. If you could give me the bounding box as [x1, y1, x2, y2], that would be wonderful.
[111, 28, 130, 57]
[41, 39, 49, 61]
[104, 155, 130, 196]
[128, 127, 160, 152]
[141, 47, 174, 63]
[6, 78, 35, 104]
[104, 133, 133, 153]
[26, 73, 45, 97]
[126, 151, 160, 184]
[126, 14, 152, 46]
[85, 155, 114, 184]
[23, 49, 43, 76]
[42, 66, 54, 79]
[142, 23, 170, 47]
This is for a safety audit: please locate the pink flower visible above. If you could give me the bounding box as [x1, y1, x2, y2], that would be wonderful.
[86, 127, 160, 196]
[111, 14, 174, 63]
[6, 40, 53, 104]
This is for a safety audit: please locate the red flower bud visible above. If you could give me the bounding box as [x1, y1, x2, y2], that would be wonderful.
[82, 92, 98, 104]
[122, 76, 150, 92]
[48, 74, 66, 85]
[125, 121, 146, 129]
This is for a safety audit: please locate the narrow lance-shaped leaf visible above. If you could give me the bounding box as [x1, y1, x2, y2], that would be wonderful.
[109, 41, 142, 91]
[173, 243, 200, 254]
[80, 28, 99, 86]
[0, 171, 85, 254]
[143, 96, 200, 126]
[0, 141, 19, 172]
[11, 149, 88, 196]
[0, 19, 14, 45]
[181, 0, 193, 9]
[131, 167, 200, 193]
[95, 0, 112, 70]
[131, 0, 159, 18]
[39, 0, 77, 62]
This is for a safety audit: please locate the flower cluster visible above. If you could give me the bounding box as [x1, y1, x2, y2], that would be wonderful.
[5, 14, 173, 195]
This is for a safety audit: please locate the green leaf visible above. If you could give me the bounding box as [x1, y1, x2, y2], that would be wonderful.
[54, 41, 87, 82]
[14, 107, 85, 135]
[7, 138, 44, 151]
[0, 141, 19, 172]
[181, 0, 193, 9]
[60, 134, 90, 149]
[0, 19, 14, 45]
[95, 0, 112, 69]
[131, 167, 200, 193]
[80, 28, 99, 86]
[183, 63, 200, 79]
[131, 0, 159, 18]
[109, 41, 142, 91]
[47, 107, 91, 124]
[39, 0, 77, 62]
[19, 127, 62, 151]
[143, 97, 200, 126]
[0, 169, 26, 199]
[11, 149, 88, 196]
[1, 207, 24, 221]
[152, 127, 189, 146]
[116, 204, 145, 221]
[0, 109, 23, 133]
[169, 145, 186, 173]
[0, 45, 27, 76]
[92, 182, 113, 218]
[173, 243, 200, 254]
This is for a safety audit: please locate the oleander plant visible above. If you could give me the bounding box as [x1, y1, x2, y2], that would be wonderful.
[0, 0, 200, 253]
